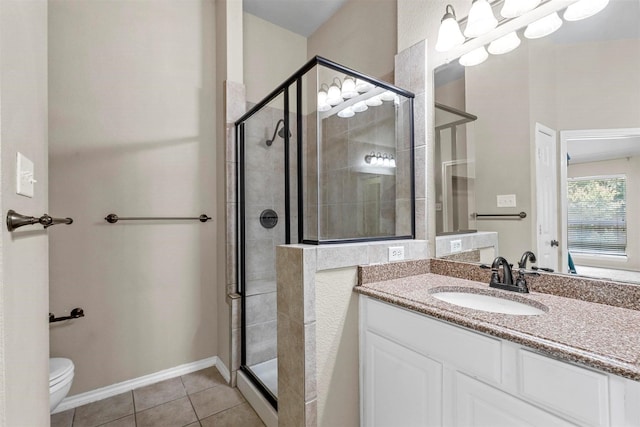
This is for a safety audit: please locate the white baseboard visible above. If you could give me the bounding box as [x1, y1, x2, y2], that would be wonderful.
[215, 358, 231, 384]
[53, 356, 217, 414]
[237, 370, 277, 427]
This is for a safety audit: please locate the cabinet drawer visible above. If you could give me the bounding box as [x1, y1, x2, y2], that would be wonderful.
[519, 349, 609, 426]
[363, 297, 501, 384]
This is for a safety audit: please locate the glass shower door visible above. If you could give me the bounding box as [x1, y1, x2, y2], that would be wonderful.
[238, 91, 290, 407]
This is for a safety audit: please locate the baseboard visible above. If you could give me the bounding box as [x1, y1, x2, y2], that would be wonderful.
[53, 356, 217, 414]
[215, 358, 231, 384]
[237, 370, 278, 427]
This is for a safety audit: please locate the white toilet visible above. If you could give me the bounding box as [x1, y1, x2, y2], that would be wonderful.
[49, 358, 74, 412]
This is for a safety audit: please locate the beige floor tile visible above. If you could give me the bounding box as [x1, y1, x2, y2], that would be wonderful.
[99, 415, 136, 427]
[73, 392, 134, 427]
[51, 409, 74, 427]
[188, 385, 245, 420]
[182, 367, 226, 395]
[133, 377, 187, 412]
[200, 403, 264, 427]
[135, 397, 198, 427]
[185, 423, 201, 427]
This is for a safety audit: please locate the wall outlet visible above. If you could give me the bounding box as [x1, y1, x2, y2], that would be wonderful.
[497, 194, 517, 208]
[450, 239, 462, 253]
[388, 246, 405, 262]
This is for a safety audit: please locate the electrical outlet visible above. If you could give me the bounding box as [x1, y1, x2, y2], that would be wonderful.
[388, 246, 405, 262]
[497, 194, 517, 208]
[450, 239, 462, 253]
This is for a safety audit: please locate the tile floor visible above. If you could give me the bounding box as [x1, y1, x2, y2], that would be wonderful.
[51, 367, 265, 427]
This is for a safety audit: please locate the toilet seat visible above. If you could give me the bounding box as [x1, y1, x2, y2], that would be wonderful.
[50, 358, 74, 387]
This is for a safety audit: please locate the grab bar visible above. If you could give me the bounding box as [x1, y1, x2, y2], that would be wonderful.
[49, 308, 85, 323]
[105, 213, 211, 223]
[473, 211, 527, 219]
[6, 210, 73, 231]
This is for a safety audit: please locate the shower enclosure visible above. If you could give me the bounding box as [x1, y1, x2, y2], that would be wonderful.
[235, 56, 415, 407]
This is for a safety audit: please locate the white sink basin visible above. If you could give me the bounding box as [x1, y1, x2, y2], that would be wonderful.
[431, 289, 546, 315]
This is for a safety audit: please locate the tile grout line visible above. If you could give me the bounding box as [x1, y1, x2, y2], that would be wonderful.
[182, 374, 202, 424]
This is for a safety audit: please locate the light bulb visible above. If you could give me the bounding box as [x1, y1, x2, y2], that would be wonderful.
[488, 31, 521, 55]
[564, 0, 609, 21]
[376, 152, 383, 164]
[355, 78, 374, 93]
[380, 91, 395, 101]
[327, 83, 343, 106]
[365, 95, 383, 107]
[337, 106, 355, 118]
[383, 155, 390, 167]
[389, 156, 396, 168]
[524, 12, 562, 39]
[435, 5, 465, 52]
[317, 90, 331, 112]
[366, 152, 377, 165]
[353, 101, 368, 113]
[341, 77, 358, 99]
[464, 0, 498, 38]
[501, 0, 541, 18]
[459, 46, 488, 67]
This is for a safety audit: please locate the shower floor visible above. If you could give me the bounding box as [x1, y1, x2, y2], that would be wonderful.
[250, 357, 278, 397]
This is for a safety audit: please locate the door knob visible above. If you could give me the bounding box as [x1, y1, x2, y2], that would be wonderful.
[550, 239, 559, 247]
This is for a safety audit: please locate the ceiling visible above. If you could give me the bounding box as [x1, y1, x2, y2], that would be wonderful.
[243, 0, 348, 37]
[568, 136, 640, 164]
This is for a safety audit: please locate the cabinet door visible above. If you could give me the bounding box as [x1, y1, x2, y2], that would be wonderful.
[453, 372, 577, 427]
[362, 331, 442, 427]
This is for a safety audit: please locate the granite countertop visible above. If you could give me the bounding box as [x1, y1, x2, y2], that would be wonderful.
[354, 272, 640, 381]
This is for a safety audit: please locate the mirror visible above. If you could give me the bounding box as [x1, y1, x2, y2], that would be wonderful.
[433, 1, 640, 285]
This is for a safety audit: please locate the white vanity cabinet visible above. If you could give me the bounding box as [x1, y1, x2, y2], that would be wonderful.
[359, 296, 640, 427]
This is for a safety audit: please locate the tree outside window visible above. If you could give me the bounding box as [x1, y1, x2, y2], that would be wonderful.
[567, 175, 626, 256]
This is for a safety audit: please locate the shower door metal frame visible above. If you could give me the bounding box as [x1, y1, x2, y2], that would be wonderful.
[235, 56, 417, 410]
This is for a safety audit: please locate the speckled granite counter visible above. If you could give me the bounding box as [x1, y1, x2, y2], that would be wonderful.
[355, 262, 640, 382]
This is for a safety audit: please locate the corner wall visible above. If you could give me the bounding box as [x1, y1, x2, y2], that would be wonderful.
[48, 0, 218, 394]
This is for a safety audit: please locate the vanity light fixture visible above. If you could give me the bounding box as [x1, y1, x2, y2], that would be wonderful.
[364, 151, 396, 167]
[564, 0, 609, 21]
[435, 4, 465, 52]
[500, 0, 541, 18]
[488, 31, 521, 55]
[524, 12, 563, 39]
[464, 0, 498, 38]
[459, 46, 489, 67]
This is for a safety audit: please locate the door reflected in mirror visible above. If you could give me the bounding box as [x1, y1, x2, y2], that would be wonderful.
[433, 0, 640, 285]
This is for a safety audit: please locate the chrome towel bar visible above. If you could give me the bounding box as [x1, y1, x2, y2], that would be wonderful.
[6, 210, 73, 231]
[105, 213, 211, 223]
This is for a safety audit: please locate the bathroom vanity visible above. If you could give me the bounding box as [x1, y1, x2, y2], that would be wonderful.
[355, 261, 640, 427]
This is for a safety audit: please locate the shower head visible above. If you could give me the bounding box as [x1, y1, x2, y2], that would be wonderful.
[266, 119, 291, 146]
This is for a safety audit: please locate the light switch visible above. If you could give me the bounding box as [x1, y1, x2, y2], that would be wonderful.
[16, 152, 36, 198]
[497, 194, 516, 208]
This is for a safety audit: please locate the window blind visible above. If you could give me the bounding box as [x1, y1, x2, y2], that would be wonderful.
[567, 175, 626, 256]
